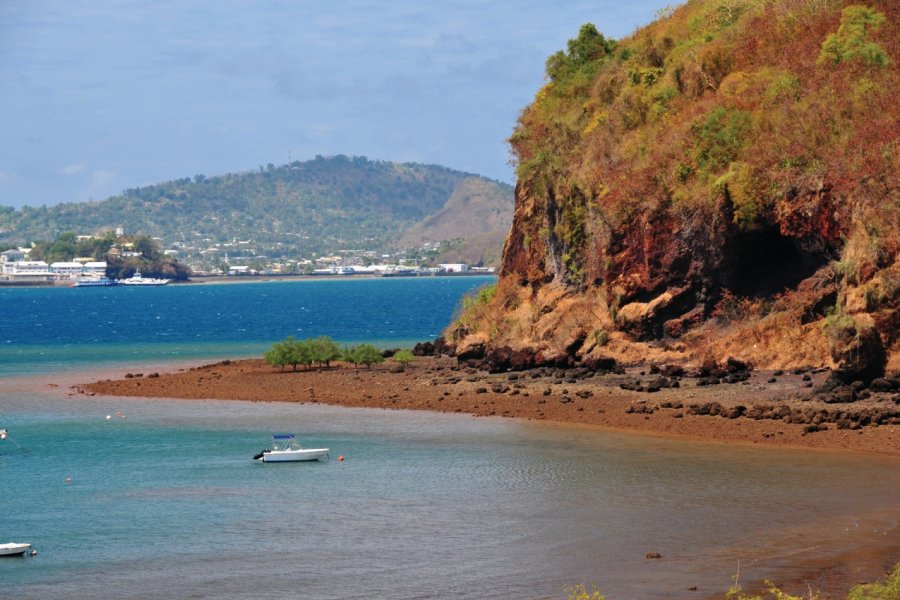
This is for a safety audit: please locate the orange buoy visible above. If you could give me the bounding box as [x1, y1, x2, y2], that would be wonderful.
[337, 455, 344, 462]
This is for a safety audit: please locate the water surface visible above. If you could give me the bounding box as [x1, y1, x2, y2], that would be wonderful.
[2, 277, 898, 599]
[0, 276, 494, 376]
[3, 387, 899, 599]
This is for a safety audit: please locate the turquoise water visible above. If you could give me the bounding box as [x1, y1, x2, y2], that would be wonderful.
[2, 278, 900, 599]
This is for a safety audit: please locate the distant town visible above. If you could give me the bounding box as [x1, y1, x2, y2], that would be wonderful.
[0, 227, 495, 285]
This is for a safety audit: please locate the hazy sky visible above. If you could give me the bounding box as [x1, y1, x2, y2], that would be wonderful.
[1, 0, 670, 208]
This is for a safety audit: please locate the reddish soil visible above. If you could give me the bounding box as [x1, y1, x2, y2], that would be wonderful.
[77, 356, 900, 456]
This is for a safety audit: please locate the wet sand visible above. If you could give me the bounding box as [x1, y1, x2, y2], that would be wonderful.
[79, 356, 900, 456]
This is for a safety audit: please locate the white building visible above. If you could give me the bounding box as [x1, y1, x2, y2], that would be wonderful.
[50, 262, 85, 279]
[438, 263, 469, 273]
[2, 260, 109, 281]
[83, 262, 107, 277]
[2, 260, 51, 281]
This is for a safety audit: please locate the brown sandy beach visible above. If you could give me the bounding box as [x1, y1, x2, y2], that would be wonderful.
[79, 356, 900, 456]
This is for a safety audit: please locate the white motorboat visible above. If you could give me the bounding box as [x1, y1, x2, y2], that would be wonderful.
[120, 272, 171, 286]
[0, 543, 33, 557]
[253, 434, 329, 463]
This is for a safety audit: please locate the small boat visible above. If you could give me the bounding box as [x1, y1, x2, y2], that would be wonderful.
[0, 543, 33, 557]
[120, 272, 171, 286]
[253, 434, 329, 463]
[72, 277, 118, 287]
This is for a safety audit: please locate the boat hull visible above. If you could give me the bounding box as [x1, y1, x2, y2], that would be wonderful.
[73, 278, 117, 287]
[258, 448, 329, 462]
[0, 543, 32, 557]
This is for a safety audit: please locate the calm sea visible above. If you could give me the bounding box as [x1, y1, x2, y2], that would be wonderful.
[1, 277, 899, 600]
[0, 277, 494, 376]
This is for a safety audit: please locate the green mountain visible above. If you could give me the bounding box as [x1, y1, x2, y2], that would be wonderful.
[0, 155, 513, 267]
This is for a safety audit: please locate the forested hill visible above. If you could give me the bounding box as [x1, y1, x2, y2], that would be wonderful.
[448, 0, 898, 378]
[0, 155, 513, 260]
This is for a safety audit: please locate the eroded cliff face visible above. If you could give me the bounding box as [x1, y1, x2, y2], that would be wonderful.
[447, 0, 898, 378]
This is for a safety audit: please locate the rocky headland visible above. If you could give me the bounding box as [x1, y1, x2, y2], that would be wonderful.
[444, 0, 898, 393]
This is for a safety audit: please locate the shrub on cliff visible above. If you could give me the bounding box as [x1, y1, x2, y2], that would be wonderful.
[455, 284, 497, 333]
[818, 5, 890, 67]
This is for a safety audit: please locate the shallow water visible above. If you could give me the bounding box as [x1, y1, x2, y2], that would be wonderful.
[2, 278, 899, 598]
[3, 383, 899, 600]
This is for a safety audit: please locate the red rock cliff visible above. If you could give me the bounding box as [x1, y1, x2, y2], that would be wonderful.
[448, 0, 898, 379]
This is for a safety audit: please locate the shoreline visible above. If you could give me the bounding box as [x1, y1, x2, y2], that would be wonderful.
[0, 272, 497, 289]
[79, 355, 900, 456]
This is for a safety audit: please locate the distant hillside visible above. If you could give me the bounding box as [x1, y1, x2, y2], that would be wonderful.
[0, 155, 513, 266]
[397, 177, 513, 266]
[398, 178, 513, 245]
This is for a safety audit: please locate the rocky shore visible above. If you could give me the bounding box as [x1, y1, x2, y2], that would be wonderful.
[78, 354, 900, 455]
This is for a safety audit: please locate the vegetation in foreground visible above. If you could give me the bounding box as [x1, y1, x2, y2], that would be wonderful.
[565, 561, 900, 599]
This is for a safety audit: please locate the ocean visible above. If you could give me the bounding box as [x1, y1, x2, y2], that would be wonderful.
[1, 277, 899, 599]
[0, 277, 493, 376]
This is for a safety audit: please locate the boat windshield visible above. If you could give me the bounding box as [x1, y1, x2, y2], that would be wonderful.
[271, 434, 299, 451]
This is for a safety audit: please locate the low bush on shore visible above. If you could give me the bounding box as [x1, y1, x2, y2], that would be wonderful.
[264, 335, 341, 371]
[568, 561, 900, 600]
[848, 562, 900, 599]
[343, 344, 384, 369]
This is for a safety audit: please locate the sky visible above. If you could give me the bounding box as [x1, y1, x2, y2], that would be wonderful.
[0, 0, 670, 208]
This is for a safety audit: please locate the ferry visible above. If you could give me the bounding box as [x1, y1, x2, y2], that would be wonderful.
[72, 277, 118, 287]
[119, 272, 171, 286]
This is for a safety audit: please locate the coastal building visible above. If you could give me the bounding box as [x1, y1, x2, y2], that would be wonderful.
[1, 260, 109, 282]
[83, 262, 107, 277]
[2, 260, 51, 282]
[1, 248, 27, 263]
[438, 263, 469, 273]
[50, 262, 85, 279]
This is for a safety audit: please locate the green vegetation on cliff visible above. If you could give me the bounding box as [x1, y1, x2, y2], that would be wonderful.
[512, 0, 895, 250]
[462, 0, 898, 373]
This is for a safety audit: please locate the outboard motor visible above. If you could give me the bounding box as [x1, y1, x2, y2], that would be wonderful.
[252, 449, 268, 461]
